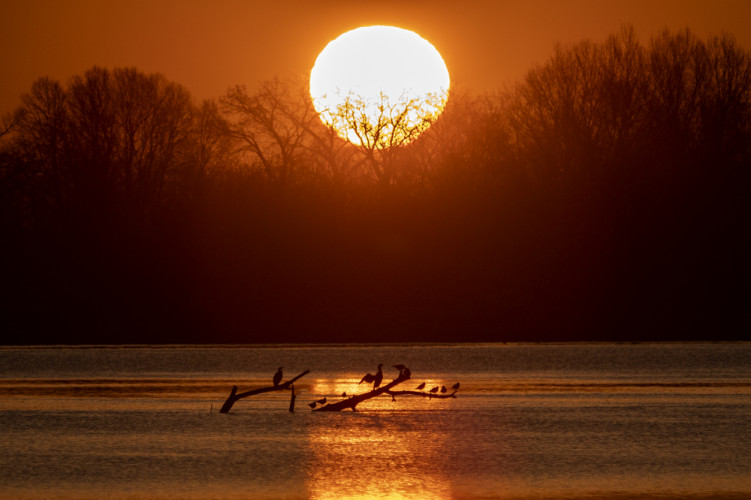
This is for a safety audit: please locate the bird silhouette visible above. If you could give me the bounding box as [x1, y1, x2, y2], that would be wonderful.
[359, 373, 375, 384]
[308, 401, 317, 408]
[273, 367, 283, 386]
[452, 382, 460, 390]
[341, 392, 347, 398]
[416, 382, 426, 390]
[316, 397, 327, 405]
[440, 386, 447, 393]
[429, 386, 439, 394]
[393, 365, 411, 379]
[373, 364, 384, 389]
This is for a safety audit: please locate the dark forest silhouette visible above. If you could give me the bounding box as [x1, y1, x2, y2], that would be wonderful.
[1, 27, 748, 344]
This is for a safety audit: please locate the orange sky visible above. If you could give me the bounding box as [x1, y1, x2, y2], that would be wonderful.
[2, 0, 750, 115]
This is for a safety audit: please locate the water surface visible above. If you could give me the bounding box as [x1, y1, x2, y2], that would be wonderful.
[1, 343, 749, 499]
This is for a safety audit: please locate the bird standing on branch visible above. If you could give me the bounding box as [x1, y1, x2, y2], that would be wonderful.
[452, 382, 460, 390]
[393, 364, 411, 379]
[440, 386, 447, 393]
[429, 386, 439, 394]
[273, 367, 283, 386]
[373, 364, 384, 389]
[416, 382, 426, 390]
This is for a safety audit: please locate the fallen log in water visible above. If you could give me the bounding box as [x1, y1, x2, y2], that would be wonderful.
[219, 369, 310, 413]
[313, 371, 410, 412]
[386, 389, 457, 401]
[312, 366, 459, 412]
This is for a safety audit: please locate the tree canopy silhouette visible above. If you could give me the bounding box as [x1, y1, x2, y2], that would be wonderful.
[1, 27, 748, 344]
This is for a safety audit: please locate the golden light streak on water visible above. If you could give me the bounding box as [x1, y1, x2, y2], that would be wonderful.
[306, 414, 452, 499]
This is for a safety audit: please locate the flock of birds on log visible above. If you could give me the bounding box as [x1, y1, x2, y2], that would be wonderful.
[395, 377, 460, 394]
[308, 397, 327, 408]
[271, 365, 460, 409]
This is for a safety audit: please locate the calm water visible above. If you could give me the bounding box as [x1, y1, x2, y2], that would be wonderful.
[1, 343, 749, 499]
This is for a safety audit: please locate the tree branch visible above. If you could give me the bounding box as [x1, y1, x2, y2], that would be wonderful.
[386, 390, 457, 400]
[313, 371, 411, 412]
[219, 369, 310, 413]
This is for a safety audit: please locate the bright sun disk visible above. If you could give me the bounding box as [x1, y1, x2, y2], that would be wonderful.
[310, 26, 450, 147]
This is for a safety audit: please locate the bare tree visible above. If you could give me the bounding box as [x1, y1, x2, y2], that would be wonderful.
[297, 109, 361, 186]
[222, 78, 313, 185]
[13, 67, 198, 221]
[0, 109, 25, 143]
[401, 89, 515, 195]
[175, 99, 234, 201]
[111, 68, 196, 216]
[507, 38, 608, 182]
[646, 28, 710, 149]
[16, 77, 71, 213]
[700, 33, 751, 157]
[596, 26, 650, 163]
[317, 90, 447, 186]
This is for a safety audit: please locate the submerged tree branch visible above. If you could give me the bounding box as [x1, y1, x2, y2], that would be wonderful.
[313, 371, 411, 412]
[312, 368, 460, 412]
[386, 389, 457, 400]
[219, 369, 310, 413]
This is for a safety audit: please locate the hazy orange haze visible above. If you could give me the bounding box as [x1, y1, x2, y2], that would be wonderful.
[2, 0, 750, 115]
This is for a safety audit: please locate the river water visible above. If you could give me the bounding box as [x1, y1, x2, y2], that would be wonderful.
[1, 343, 749, 499]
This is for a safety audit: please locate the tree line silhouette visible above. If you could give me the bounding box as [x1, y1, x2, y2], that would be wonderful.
[1, 27, 748, 343]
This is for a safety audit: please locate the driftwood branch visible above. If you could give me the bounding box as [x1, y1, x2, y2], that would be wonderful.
[386, 389, 457, 400]
[313, 371, 411, 412]
[312, 367, 460, 412]
[288, 384, 297, 413]
[219, 369, 310, 413]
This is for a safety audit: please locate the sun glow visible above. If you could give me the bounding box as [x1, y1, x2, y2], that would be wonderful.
[310, 26, 450, 148]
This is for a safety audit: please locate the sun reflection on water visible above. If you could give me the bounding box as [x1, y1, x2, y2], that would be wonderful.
[309, 376, 362, 401]
[305, 410, 452, 499]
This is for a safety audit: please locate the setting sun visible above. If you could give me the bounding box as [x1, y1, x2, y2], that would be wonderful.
[309, 26, 450, 147]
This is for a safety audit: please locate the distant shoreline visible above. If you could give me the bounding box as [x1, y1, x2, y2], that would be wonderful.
[2, 340, 749, 350]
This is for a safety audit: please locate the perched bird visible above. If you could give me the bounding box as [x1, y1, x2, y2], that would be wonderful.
[308, 401, 317, 409]
[440, 386, 447, 393]
[393, 364, 411, 378]
[359, 373, 375, 385]
[416, 382, 426, 390]
[341, 392, 347, 398]
[373, 364, 384, 389]
[316, 397, 327, 405]
[273, 367, 283, 386]
[452, 382, 460, 390]
[429, 386, 439, 394]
